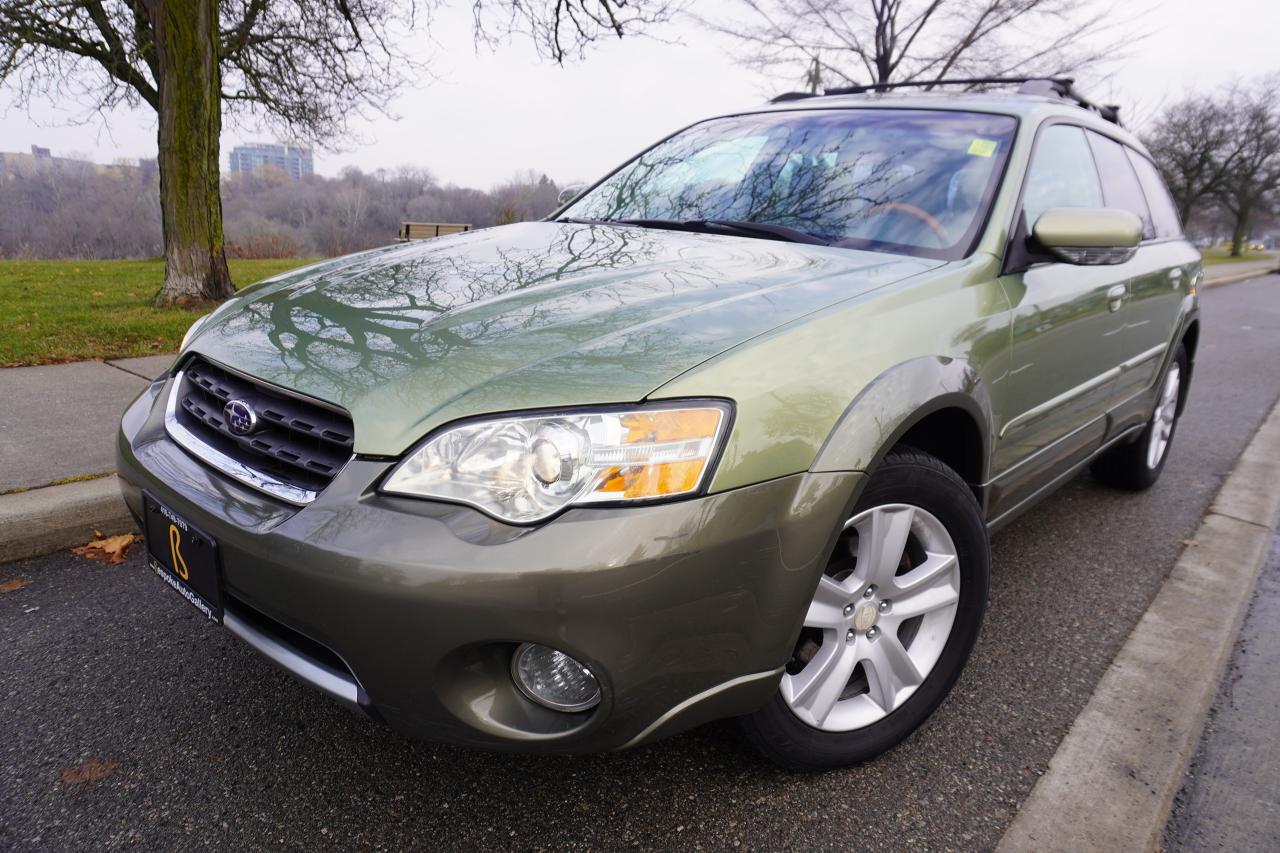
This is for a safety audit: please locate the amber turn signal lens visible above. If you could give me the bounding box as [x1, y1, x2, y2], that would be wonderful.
[590, 407, 725, 500]
[597, 460, 704, 497]
[621, 409, 723, 443]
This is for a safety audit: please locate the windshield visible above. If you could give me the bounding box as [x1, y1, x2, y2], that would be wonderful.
[563, 109, 1018, 259]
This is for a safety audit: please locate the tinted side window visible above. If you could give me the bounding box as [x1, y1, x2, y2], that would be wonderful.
[1022, 125, 1103, 227]
[1086, 131, 1153, 239]
[1127, 150, 1183, 239]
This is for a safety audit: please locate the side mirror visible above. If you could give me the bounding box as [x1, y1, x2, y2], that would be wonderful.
[1031, 207, 1142, 265]
[557, 185, 585, 206]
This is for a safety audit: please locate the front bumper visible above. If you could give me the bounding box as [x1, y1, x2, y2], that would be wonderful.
[116, 376, 863, 752]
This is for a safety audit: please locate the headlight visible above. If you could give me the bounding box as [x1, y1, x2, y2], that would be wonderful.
[179, 313, 211, 350]
[380, 401, 732, 524]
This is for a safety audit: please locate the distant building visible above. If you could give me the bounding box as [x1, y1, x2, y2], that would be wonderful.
[227, 143, 314, 180]
[0, 144, 145, 178]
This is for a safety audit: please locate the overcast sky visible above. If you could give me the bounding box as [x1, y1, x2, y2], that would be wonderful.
[0, 0, 1275, 189]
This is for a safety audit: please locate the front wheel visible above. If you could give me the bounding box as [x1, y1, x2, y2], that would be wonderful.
[740, 448, 990, 770]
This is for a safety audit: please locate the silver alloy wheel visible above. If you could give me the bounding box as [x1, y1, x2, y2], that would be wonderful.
[781, 503, 961, 732]
[1146, 363, 1182, 469]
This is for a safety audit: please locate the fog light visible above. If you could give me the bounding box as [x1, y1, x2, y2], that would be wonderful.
[511, 643, 601, 712]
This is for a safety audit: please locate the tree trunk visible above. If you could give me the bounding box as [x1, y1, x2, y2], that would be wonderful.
[1230, 205, 1251, 257]
[149, 0, 234, 307]
[1177, 198, 1194, 228]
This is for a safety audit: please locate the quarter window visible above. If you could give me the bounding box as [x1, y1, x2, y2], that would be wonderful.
[1127, 150, 1183, 239]
[1021, 125, 1103, 228]
[1086, 131, 1154, 239]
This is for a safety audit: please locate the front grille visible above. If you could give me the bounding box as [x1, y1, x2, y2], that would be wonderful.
[174, 357, 354, 495]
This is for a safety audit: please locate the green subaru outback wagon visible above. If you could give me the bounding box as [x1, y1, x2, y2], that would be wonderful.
[117, 78, 1199, 769]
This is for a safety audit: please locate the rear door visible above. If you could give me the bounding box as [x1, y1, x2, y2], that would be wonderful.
[990, 123, 1123, 516]
[1083, 131, 1186, 416]
[1123, 149, 1200, 405]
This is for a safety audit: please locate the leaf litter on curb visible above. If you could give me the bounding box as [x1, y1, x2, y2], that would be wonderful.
[72, 533, 142, 565]
[60, 757, 119, 785]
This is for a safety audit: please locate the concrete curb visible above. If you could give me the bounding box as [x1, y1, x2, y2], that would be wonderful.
[1203, 266, 1278, 289]
[997, 401, 1280, 852]
[0, 476, 137, 564]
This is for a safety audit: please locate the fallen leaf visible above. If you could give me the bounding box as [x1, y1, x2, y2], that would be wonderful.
[61, 758, 118, 785]
[0, 578, 30, 593]
[72, 533, 142, 565]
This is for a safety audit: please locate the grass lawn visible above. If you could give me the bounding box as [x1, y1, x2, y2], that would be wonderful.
[1199, 247, 1274, 266]
[0, 258, 316, 367]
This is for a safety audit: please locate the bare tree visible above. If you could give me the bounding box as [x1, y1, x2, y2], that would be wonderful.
[1143, 96, 1235, 224]
[0, 158, 567, 259]
[471, 0, 678, 62]
[697, 0, 1133, 93]
[0, 0, 676, 306]
[1146, 79, 1280, 256]
[1215, 85, 1280, 256]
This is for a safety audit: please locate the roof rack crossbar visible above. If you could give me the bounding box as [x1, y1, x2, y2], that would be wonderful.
[769, 76, 1121, 125]
[822, 76, 1064, 96]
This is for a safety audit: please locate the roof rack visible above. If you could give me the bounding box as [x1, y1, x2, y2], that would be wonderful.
[768, 76, 1122, 125]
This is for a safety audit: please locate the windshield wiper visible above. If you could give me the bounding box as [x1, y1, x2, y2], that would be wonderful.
[612, 218, 830, 246]
[556, 216, 613, 226]
[701, 219, 831, 246]
[557, 216, 830, 246]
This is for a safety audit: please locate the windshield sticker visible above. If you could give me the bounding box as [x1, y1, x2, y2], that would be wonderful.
[967, 138, 998, 157]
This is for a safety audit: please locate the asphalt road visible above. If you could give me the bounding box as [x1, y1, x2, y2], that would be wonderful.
[4, 275, 1280, 853]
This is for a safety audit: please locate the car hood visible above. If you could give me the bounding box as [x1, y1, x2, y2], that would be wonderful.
[189, 221, 941, 455]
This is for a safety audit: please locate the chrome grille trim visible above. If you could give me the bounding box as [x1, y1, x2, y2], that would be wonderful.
[164, 370, 322, 506]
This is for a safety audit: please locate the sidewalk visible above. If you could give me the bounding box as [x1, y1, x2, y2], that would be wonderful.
[1202, 253, 1279, 288]
[0, 355, 171, 562]
[0, 355, 172, 493]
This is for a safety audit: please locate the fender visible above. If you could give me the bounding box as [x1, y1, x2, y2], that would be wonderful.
[810, 356, 994, 487]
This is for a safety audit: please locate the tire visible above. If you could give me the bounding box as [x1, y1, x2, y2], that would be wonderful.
[1090, 343, 1188, 491]
[740, 447, 990, 770]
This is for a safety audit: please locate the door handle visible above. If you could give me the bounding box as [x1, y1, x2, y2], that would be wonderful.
[1107, 284, 1127, 312]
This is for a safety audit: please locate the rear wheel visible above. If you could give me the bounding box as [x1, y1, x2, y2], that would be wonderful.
[1091, 343, 1187, 491]
[740, 448, 990, 770]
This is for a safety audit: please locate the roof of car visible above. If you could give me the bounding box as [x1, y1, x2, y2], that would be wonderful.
[731, 88, 1148, 155]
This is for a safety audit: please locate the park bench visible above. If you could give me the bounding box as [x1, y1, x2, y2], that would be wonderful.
[398, 222, 472, 241]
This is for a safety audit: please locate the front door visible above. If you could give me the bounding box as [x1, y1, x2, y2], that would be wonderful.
[990, 123, 1124, 517]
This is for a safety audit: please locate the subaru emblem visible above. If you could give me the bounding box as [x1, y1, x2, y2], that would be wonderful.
[224, 399, 258, 436]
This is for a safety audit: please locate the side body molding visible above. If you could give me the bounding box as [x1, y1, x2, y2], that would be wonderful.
[810, 356, 994, 494]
